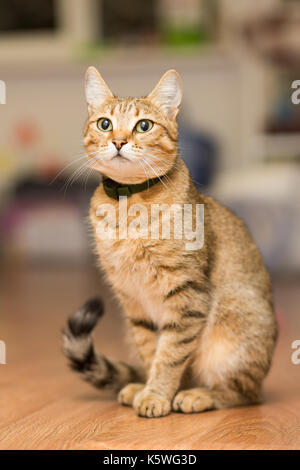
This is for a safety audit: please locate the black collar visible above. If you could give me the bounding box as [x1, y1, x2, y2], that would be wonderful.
[103, 176, 161, 200]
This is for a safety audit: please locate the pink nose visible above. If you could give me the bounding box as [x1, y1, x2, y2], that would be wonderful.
[112, 138, 127, 150]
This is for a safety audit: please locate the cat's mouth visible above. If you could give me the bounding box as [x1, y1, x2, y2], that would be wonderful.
[111, 153, 130, 162]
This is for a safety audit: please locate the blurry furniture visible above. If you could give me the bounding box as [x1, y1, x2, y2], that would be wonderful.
[179, 126, 218, 188]
[0, 174, 99, 265]
[212, 161, 300, 273]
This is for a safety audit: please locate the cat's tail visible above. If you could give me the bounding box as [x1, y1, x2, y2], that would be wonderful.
[62, 298, 144, 392]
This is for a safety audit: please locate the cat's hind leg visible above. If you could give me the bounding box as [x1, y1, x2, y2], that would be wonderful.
[173, 298, 276, 413]
[173, 388, 214, 413]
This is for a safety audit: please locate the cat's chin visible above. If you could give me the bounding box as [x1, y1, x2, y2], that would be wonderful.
[91, 161, 151, 184]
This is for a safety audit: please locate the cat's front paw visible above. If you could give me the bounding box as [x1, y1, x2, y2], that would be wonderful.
[118, 383, 145, 406]
[133, 388, 171, 418]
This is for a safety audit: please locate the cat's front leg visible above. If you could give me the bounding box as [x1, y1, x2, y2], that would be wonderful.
[133, 279, 210, 418]
[116, 295, 158, 406]
[132, 322, 204, 418]
[119, 294, 157, 373]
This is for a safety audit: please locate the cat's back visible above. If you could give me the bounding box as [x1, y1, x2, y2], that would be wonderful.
[200, 192, 272, 297]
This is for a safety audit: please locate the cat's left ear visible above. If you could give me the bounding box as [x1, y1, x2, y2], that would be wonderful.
[148, 70, 182, 119]
[85, 66, 113, 114]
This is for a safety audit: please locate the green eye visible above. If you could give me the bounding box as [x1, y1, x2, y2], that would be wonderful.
[135, 119, 153, 133]
[97, 118, 113, 132]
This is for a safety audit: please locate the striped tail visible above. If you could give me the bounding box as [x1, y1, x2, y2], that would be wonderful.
[62, 298, 143, 392]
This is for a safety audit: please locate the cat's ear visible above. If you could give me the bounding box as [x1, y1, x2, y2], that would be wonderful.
[85, 66, 113, 114]
[148, 70, 182, 119]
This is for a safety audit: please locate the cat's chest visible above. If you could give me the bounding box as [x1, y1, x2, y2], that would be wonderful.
[99, 238, 158, 288]
[97, 238, 166, 324]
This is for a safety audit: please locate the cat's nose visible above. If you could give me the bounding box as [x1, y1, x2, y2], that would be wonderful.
[112, 138, 127, 150]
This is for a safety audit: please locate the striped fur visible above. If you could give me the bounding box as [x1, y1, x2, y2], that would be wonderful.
[63, 68, 278, 418]
[63, 298, 143, 391]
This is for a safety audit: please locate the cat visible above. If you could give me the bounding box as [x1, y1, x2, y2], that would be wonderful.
[63, 67, 278, 418]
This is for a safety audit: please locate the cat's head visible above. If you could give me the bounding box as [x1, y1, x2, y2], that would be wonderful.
[84, 67, 182, 184]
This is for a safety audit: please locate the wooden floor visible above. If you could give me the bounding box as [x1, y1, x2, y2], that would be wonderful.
[0, 265, 300, 450]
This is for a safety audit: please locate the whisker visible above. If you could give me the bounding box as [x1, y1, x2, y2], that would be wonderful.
[50, 151, 98, 185]
[84, 167, 96, 191]
[142, 158, 172, 193]
[146, 151, 204, 188]
[136, 159, 149, 189]
[62, 155, 98, 195]
[147, 158, 177, 191]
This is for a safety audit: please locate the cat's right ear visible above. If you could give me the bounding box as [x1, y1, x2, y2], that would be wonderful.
[85, 67, 113, 114]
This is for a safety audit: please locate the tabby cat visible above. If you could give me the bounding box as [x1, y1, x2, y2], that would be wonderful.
[63, 67, 277, 418]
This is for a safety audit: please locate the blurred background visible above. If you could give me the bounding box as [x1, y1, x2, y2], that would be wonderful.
[1, 1, 300, 449]
[1, 0, 300, 308]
